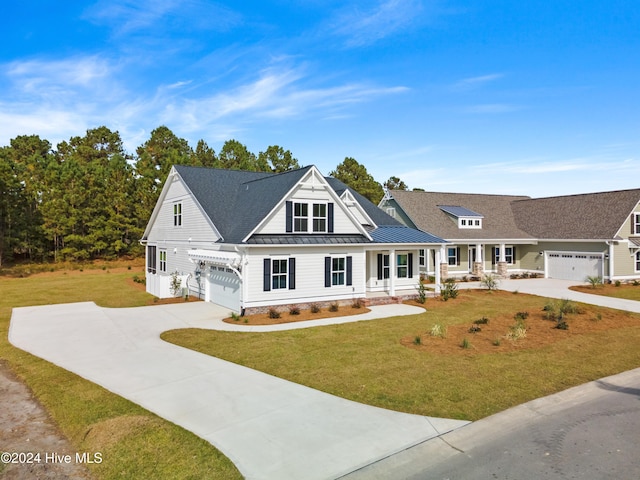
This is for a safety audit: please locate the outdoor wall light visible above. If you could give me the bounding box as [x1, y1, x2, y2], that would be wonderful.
[538, 251, 544, 255]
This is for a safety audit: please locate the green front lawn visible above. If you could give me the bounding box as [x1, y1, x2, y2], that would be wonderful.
[571, 283, 640, 301]
[164, 290, 640, 421]
[0, 265, 242, 480]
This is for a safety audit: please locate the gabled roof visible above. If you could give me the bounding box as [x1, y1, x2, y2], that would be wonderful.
[389, 190, 533, 240]
[511, 188, 640, 239]
[168, 165, 444, 245]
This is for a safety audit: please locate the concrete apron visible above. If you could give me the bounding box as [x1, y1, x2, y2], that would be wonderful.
[9, 301, 469, 480]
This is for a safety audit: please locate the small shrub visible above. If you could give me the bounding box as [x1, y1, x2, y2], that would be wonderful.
[493, 338, 502, 346]
[351, 298, 364, 309]
[510, 273, 519, 279]
[468, 325, 481, 333]
[461, 338, 471, 349]
[632, 280, 640, 286]
[132, 274, 146, 284]
[592, 313, 602, 322]
[329, 302, 339, 312]
[430, 323, 446, 338]
[507, 321, 527, 340]
[586, 275, 603, 288]
[614, 280, 621, 287]
[413, 335, 422, 345]
[127, 265, 132, 270]
[514, 311, 529, 321]
[289, 306, 300, 315]
[416, 278, 427, 304]
[268, 308, 281, 319]
[521, 272, 530, 279]
[474, 316, 489, 325]
[440, 278, 458, 301]
[310, 303, 321, 314]
[556, 320, 569, 330]
[481, 274, 499, 291]
[231, 312, 240, 321]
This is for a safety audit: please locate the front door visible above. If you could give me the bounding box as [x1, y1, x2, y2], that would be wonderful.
[468, 246, 476, 272]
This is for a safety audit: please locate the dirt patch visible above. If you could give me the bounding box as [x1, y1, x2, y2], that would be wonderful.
[402, 291, 640, 355]
[0, 360, 92, 479]
[570, 283, 640, 300]
[223, 305, 372, 325]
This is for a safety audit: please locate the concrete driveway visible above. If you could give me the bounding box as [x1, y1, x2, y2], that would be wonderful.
[9, 302, 468, 480]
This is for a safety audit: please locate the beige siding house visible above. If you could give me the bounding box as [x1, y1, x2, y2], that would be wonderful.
[380, 188, 640, 282]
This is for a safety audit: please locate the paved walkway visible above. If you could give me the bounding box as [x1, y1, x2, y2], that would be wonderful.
[9, 302, 468, 480]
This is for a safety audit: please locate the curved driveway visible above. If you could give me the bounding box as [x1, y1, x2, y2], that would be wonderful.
[9, 302, 468, 480]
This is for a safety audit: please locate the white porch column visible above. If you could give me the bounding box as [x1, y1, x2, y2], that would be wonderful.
[434, 249, 442, 294]
[498, 243, 505, 262]
[389, 248, 396, 296]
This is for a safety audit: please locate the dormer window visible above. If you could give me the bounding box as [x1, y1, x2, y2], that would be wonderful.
[286, 201, 334, 233]
[439, 205, 484, 229]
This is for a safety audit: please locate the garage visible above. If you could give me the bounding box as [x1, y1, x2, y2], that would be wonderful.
[546, 252, 603, 281]
[189, 249, 242, 312]
[205, 266, 241, 312]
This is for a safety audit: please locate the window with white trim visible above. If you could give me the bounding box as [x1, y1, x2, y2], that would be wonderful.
[173, 202, 182, 226]
[147, 245, 157, 273]
[332, 257, 345, 285]
[313, 203, 327, 232]
[635, 213, 640, 235]
[419, 249, 425, 266]
[293, 203, 308, 232]
[447, 247, 459, 266]
[458, 217, 482, 229]
[636, 251, 640, 272]
[272, 259, 288, 289]
[493, 246, 515, 264]
[159, 250, 167, 272]
[397, 254, 409, 278]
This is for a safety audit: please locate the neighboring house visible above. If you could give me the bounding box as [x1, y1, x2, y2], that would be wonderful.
[380, 188, 640, 282]
[141, 165, 445, 313]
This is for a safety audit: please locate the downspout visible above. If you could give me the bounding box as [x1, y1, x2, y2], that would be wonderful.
[234, 246, 247, 316]
[606, 241, 614, 281]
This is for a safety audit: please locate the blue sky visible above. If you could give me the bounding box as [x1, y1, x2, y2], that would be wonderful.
[2, 0, 639, 196]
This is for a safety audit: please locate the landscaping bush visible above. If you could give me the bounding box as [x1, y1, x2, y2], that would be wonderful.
[268, 308, 281, 319]
[351, 298, 364, 309]
[289, 306, 300, 315]
[586, 275, 603, 288]
[481, 274, 499, 291]
[440, 278, 458, 301]
[416, 277, 427, 304]
[310, 303, 321, 313]
[329, 302, 339, 312]
[474, 316, 489, 325]
[430, 323, 446, 338]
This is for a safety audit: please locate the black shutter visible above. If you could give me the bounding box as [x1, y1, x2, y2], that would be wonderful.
[346, 256, 353, 286]
[377, 254, 383, 280]
[492, 247, 497, 264]
[512, 246, 516, 264]
[408, 253, 413, 278]
[325, 257, 331, 287]
[457, 247, 461, 266]
[288, 258, 296, 290]
[633, 214, 636, 235]
[286, 201, 293, 233]
[263, 259, 271, 291]
[328, 202, 334, 233]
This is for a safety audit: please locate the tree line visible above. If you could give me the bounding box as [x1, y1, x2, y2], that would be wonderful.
[0, 125, 412, 266]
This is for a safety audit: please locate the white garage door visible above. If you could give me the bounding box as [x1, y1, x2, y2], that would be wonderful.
[206, 267, 241, 312]
[547, 252, 603, 281]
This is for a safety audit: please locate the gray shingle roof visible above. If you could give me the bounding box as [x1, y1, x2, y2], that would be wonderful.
[511, 189, 640, 239]
[390, 190, 534, 240]
[174, 165, 445, 245]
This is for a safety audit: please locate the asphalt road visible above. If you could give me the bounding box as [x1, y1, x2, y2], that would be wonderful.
[344, 368, 640, 480]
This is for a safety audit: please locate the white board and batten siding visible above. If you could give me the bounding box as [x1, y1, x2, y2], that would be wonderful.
[545, 251, 604, 281]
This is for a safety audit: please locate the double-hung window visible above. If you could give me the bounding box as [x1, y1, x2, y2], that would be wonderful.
[635, 214, 640, 235]
[447, 247, 459, 266]
[419, 249, 425, 267]
[272, 259, 288, 289]
[293, 203, 308, 232]
[493, 246, 515, 264]
[173, 203, 182, 226]
[313, 204, 327, 232]
[636, 251, 640, 272]
[331, 257, 345, 285]
[159, 250, 167, 272]
[397, 254, 409, 278]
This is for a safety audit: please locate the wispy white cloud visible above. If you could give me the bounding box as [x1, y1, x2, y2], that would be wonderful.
[328, 0, 427, 47]
[452, 73, 504, 91]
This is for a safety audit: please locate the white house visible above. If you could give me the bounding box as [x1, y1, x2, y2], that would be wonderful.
[141, 165, 446, 314]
